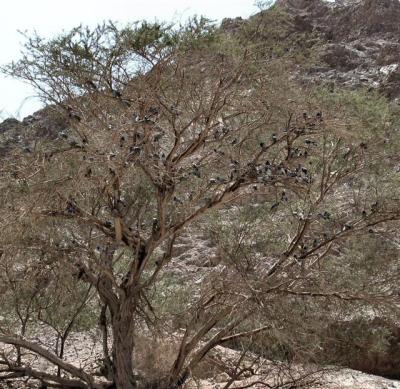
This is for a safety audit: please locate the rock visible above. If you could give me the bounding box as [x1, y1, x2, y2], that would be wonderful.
[380, 64, 400, 99]
[0, 118, 22, 133]
[322, 317, 400, 379]
[270, 0, 400, 97]
[320, 44, 362, 71]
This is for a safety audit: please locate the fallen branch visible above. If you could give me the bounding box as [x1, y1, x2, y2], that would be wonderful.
[0, 335, 95, 387]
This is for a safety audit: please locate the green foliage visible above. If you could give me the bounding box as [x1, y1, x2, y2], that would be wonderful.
[1, 17, 220, 104]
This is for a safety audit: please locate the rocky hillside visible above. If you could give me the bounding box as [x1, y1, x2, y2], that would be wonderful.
[224, 0, 400, 99]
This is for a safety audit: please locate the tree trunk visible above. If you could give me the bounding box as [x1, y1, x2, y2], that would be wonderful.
[112, 305, 137, 389]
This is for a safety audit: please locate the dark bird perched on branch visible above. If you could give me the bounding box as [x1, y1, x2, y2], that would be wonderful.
[67, 106, 81, 122]
[173, 196, 183, 204]
[343, 223, 353, 231]
[72, 263, 89, 282]
[170, 105, 179, 115]
[318, 211, 331, 220]
[84, 168, 92, 178]
[191, 163, 201, 178]
[148, 106, 160, 117]
[129, 146, 142, 157]
[112, 89, 122, 98]
[305, 139, 318, 146]
[66, 199, 79, 215]
[85, 79, 97, 90]
[152, 218, 160, 235]
[153, 132, 164, 142]
[270, 202, 279, 211]
[246, 162, 258, 179]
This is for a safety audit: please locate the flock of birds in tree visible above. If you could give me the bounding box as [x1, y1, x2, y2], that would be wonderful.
[13, 86, 382, 265]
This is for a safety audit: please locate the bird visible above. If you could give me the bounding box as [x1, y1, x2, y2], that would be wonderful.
[319, 211, 331, 220]
[153, 132, 163, 142]
[129, 146, 142, 156]
[192, 164, 201, 178]
[371, 201, 378, 213]
[213, 128, 222, 140]
[230, 169, 238, 180]
[246, 162, 258, 179]
[66, 200, 78, 215]
[152, 218, 160, 235]
[148, 106, 160, 118]
[270, 202, 279, 211]
[305, 139, 318, 146]
[112, 89, 122, 99]
[221, 126, 230, 135]
[73, 264, 87, 281]
[170, 105, 179, 115]
[85, 80, 97, 90]
[343, 224, 353, 231]
[271, 134, 277, 143]
[67, 108, 81, 122]
[173, 196, 183, 204]
[84, 168, 92, 178]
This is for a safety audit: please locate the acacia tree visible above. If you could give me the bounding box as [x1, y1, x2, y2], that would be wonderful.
[0, 19, 399, 389]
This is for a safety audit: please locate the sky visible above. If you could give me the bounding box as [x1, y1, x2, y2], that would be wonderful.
[0, 0, 260, 120]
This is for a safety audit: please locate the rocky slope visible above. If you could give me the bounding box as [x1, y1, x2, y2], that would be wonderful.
[279, 0, 400, 98]
[223, 0, 400, 100]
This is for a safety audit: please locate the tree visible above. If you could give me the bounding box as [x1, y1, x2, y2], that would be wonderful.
[0, 19, 399, 389]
